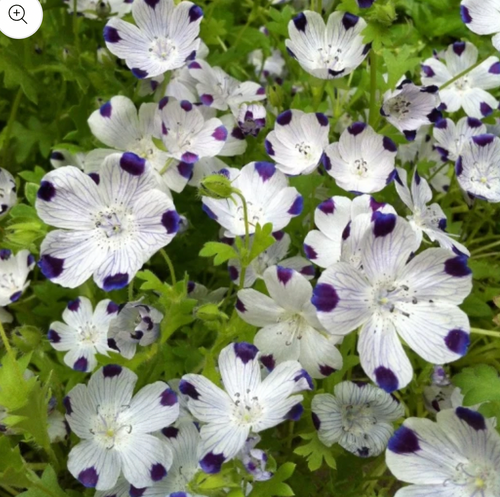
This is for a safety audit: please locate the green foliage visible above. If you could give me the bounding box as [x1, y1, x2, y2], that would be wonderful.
[294, 432, 337, 472]
[248, 462, 296, 497]
[453, 365, 500, 405]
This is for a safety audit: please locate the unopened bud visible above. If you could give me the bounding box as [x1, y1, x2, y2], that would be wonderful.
[199, 172, 235, 200]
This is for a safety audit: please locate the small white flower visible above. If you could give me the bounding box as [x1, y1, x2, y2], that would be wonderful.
[48, 409, 69, 444]
[0, 249, 35, 307]
[265, 109, 330, 175]
[64, 0, 131, 20]
[312, 215, 472, 392]
[238, 435, 273, 482]
[421, 41, 500, 118]
[248, 48, 286, 83]
[48, 297, 119, 372]
[387, 407, 500, 497]
[0, 168, 16, 217]
[179, 342, 312, 473]
[312, 381, 404, 457]
[228, 230, 314, 288]
[159, 97, 227, 164]
[433, 116, 487, 162]
[456, 134, 500, 202]
[36, 154, 179, 291]
[188, 59, 266, 112]
[104, 0, 203, 79]
[461, 0, 500, 52]
[201, 163, 303, 238]
[65, 365, 179, 490]
[108, 301, 163, 359]
[286, 11, 369, 80]
[381, 80, 441, 141]
[395, 167, 470, 255]
[323, 122, 397, 193]
[236, 266, 342, 378]
[235, 103, 267, 137]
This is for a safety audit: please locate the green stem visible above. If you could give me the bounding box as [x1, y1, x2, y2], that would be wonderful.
[128, 278, 134, 301]
[440, 57, 489, 90]
[233, 191, 250, 288]
[471, 327, 500, 338]
[471, 239, 500, 256]
[2, 88, 23, 165]
[160, 249, 177, 286]
[369, 51, 378, 128]
[159, 158, 174, 176]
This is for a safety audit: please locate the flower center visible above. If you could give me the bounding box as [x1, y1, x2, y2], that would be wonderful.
[90, 404, 132, 450]
[387, 96, 412, 119]
[452, 75, 470, 92]
[231, 390, 263, 426]
[372, 282, 418, 317]
[94, 207, 134, 241]
[450, 461, 500, 496]
[278, 311, 308, 344]
[149, 36, 177, 62]
[469, 162, 499, 191]
[295, 141, 312, 159]
[341, 403, 376, 436]
[237, 201, 264, 229]
[317, 45, 343, 69]
[76, 322, 101, 344]
[353, 158, 368, 176]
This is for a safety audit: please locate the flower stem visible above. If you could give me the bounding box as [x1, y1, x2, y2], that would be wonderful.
[233, 190, 250, 288]
[440, 57, 489, 90]
[160, 249, 177, 286]
[369, 50, 378, 128]
[471, 327, 500, 338]
[0, 321, 24, 384]
[471, 239, 500, 256]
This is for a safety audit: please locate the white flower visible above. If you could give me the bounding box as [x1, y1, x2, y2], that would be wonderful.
[228, 230, 314, 288]
[303, 194, 396, 270]
[236, 266, 342, 378]
[248, 48, 286, 83]
[65, 365, 179, 490]
[48, 297, 119, 372]
[188, 59, 266, 112]
[145, 421, 205, 496]
[201, 163, 303, 238]
[158, 97, 227, 164]
[108, 301, 163, 359]
[312, 214, 472, 392]
[433, 116, 487, 162]
[87, 96, 195, 194]
[265, 109, 329, 175]
[104, 0, 203, 79]
[323, 122, 397, 193]
[312, 381, 404, 457]
[95, 478, 132, 497]
[381, 80, 441, 141]
[395, 167, 470, 255]
[48, 409, 69, 443]
[64, 0, 131, 20]
[456, 134, 500, 202]
[421, 41, 500, 118]
[36, 154, 179, 291]
[0, 168, 16, 217]
[461, 0, 500, 52]
[238, 435, 272, 482]
[0, 249, 35, 306]
[285, 11, 369, 80]
[235, 103, 267, 137]
[50, 149, 113, 180]
[179, 342, 312, 473]
[386, 407, 500, 497]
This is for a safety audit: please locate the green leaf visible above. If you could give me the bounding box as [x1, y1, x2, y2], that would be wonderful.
[294, 432, 337, 472]
[18, 466, 70, 497]
[453, 364, 500, 405]
[248, 462, 296, 497]
[0, 49, 38, 103]
[382, 46, 421, 89]
[199, 242, 238, 266]
[0, 438, 31, 488]
[247, 223, 275, 263]
[461, 294, 493, 318]
[25, 183, 39, 206]
[18, 166, 47, 184]
[0, 353, 32, 411]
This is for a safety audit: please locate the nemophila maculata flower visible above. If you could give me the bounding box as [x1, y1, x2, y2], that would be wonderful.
[433, 116, 487, 162]
[228, 230, 314, 288]
[143, 421, 202, 496]
[312, 381, 404, 458]
[312, 215, 473, 392]
[236, 266, 342, 378]
[461, 0, 500, 52]
[303, 194, 396, 270]
[88, 96, 194, 194]
[265, 109, 329, 175]
[0, 249, 35, 307]
[179, 342, 312, 473]
[456, 134, 500, 203]
[107, 301, 163, 359]
[48, 296, 119, 372]
[188, 59, 266, 112]
[395, 167, 470, 255]
[0, 167, 16, 217]
[248, 47, 286, 84]
[103, 0, 203, 79]
[381, 80, 441, 141]
[286, 11, 369, 80]
[238, 435, 273, 482]
[36, 154, 180, 291]
[64, 0, 131, 20]
[158, 97, 227, 164]
[235, 103, 267, 137]
[201, 163, 303, 237]
[64, 365, 179, 490]
[386, 407, 500, 497]
[323, 122, 397, 193]
[421, 41, 500, 118]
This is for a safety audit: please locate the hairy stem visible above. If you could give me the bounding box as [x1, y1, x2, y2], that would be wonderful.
[160, 249, 177, 286]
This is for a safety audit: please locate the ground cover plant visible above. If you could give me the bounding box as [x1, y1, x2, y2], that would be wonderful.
[2, 0, 500, 495]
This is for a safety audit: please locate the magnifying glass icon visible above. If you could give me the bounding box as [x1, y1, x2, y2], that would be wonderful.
[8, 5, 27, 24]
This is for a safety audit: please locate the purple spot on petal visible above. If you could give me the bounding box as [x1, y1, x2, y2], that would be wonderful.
[312, 412, 321, 430]
[78, 467, 98, 488]
[107, 301, 119, 314]
[177, 162, 194, 179]
[312, 283, 339, 312]
[50, 151, 65, 161]
[472, 134, 495, 147]
[260, 354, 275, 370]
[444, 255, 471, 277]
[277, 110, 292, 126]
[285, 403, 303, 421]
[264, 139, 275, 156]
[480, 102, 493, 117]
[294, 369, 313, 389]
[103, 273, 129, 291]
[39, 255, 64, 279]
[188, 4, 203, 22]
[202, 203, 218, 220]
[460, 5, 472, 23]
[383, 136, 397, 152]
[276, 266, 293, 285]
[374, 366, 398, 393]
[131, 68, 148, 79]
[181, 152, 199, 163]
[235, 298, 246, 313]
[456, 156, 463, 176]
[160, 388, 178, 406]
[319, 198, 335, 214]
[48, 329, 61, 343]
[322, 152, 331, 171]
[273, 230, 284, 241]
[120, 152, 145, 175]
[342, 12, 359, 29]
[200, 94, 214, 106]
[452, 41, 466, 56]
[63, 395, 72, 414]
[200, 452, 225, 474]
[103, 26, 120, 43]
[159, 96, 169, 110]
[73, 356, 88, 372]
[254, 162, 276, 182]
[293, 13, 307, 32]
[103, 364, 122, 378]
[372, 212, 396, 237]
[88, 173, 100, 185]
[316, 113, 328, 127]
[162, 426, 179, 438]
[0, 249, 11, 260]
[319, 365, 336, 376]
[10, 291, 22, 302]
[212, 125, 227, 141]
[150, 463, 167, 482]
[342, 221, 351, 240]
[67, 298, 80, 312]
[489, 62, 500, 74]
[421, 64, 435, 78]
[303, 244, 318, 260]
[179, 380, 200, 400]
[403, 130, 417, 141]
[348, 122, 367, 136]
[162, 210, 180, 234]
[257, 86, 266, 95]
[288, 195, 303, 215]
[388, 426, 420, 453]
[233, 342, 258, 363]
[144, 0, 159, 7]
[129, 486, 146, 497]
[229, 265, 239, 282]
[467, 117, 482, 128]
[300, 264, 315, 277]
[445, 329, 470, 355]
[180, 100, 193, 112]
[456, 407, 486, 431]
[38, 181, 56, 201]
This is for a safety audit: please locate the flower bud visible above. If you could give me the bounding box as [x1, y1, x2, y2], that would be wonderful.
[199, 173, 235, 200]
